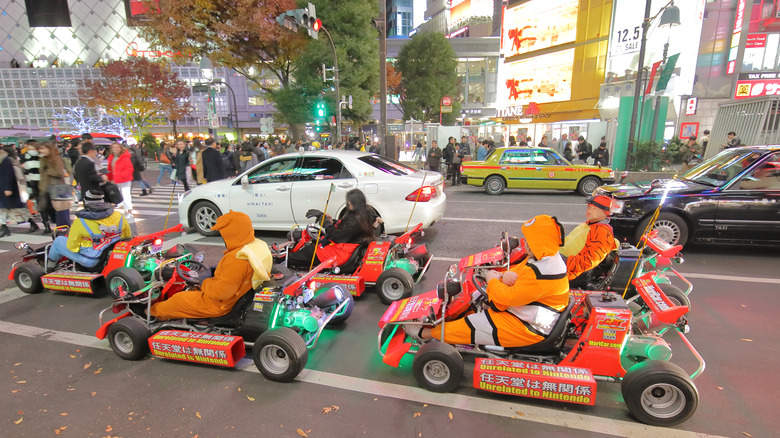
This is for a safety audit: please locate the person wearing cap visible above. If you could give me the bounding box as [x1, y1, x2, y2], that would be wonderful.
[149, 211, 273, 320]
[46, 190, 132, 271]
[560, 195, 618, 283]
[422, 215, 569, 347]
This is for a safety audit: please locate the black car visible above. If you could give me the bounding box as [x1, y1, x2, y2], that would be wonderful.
[596, 146, 780, 246]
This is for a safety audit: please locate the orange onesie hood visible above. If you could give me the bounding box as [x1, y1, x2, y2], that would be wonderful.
[211, 210, 256, 252]
[521, 215, 565, 259]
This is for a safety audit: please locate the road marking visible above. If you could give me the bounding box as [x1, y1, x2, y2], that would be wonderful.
[447, 200, 585, 206]
[0, 319, 724, 438]
[0, 289, 27, 305]
[0, 234, 55, 245]
[160, 232, 208, 251]
[442, 217, 581, 226]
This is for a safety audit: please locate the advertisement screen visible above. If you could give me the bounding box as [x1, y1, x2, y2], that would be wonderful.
[451, 0, 495, 24]
[499, 49, 575, 107]
[501, 0, 578, 59]
[124, 0, 160, 26]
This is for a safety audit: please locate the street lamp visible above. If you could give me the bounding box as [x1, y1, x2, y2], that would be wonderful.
[318, 25, 342, 144]
[625, 0, 681, 171]
[210, 79, 240, 140]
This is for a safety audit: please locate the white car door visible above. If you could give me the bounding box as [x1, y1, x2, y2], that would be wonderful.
[229, 156, 298, 229]
[289, 156, 356, 225]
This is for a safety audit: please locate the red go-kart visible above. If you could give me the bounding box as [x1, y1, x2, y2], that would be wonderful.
[377, 233, 705, 427]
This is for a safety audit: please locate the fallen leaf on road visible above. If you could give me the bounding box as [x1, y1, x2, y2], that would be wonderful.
[84, 362, 92, 369]
[92, 392, 97, 396]
[246, 396, 255, 401]
[94, 368, 102, 375]
[17, 381, 26, 384]
[106, 425, 113, 432]
[740, 304, 746, 307]
[423, 404, 428, 407]
[296, 428, 309, 437]
[196, 412, 201, 419]
[14, 417, 23, 425]
[515, 411, 525, 416]
[54, 426, 68, 435]
[67, 388, 75, 391]
[237, 387, 242, 392]
[322, 405, 339, 414]
[448, 412, 453, 420]
[17, 411, 23, 414]
[69, 355, 76, 358]
[716, 386, 723, 390]
[413, 412, 421, 418]
[743, 433, 752, 437]
[14, 363, 22, 366]
[741, 339, 753, 342]
[11, 390, 20, 393]
[60, 413, 68, 416]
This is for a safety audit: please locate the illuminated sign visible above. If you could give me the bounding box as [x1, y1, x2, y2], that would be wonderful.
[727, 0, 746, 75]
[124, 0, 160, 26]
[734, 72, 780, 99]
[501, 0, 578, 59]
[746, 34, 767, 48]
[685, 97, 698, 116]
[125, 40, 188, 59]
[499, 48, 574, 107]
[451, 0, 494, 25]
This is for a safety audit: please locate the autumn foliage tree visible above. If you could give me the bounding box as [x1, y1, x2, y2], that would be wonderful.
[79, 57, 191, 137]
[386, 62, 404, 115]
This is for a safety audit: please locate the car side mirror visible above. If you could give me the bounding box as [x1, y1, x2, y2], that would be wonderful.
[241, 175, 249, 189]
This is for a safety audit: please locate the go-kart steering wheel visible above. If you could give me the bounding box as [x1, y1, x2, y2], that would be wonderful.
[176, 259, 209, 285]
[306, 222, 327, 240]
[472, 270, 489, 299]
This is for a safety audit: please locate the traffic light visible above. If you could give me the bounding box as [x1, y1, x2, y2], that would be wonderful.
[315, 100, 327, 118]
[301, 3, 320, 40]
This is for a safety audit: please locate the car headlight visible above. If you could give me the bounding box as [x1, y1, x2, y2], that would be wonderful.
[611, 199, 625, 215]
[609, 171, 615, 179]
[447, 264, 459, 279]
[178, 190, 191, 203]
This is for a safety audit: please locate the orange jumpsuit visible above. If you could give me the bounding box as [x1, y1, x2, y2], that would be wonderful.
[560, 220, 617, 281]
[431, 215, 569, 347]
[150, 211, 265, 319]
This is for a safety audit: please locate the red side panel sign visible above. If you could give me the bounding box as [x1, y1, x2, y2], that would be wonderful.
[378, 290, 440, 328]
[149, 330, 245, 367]
[473, 359, 597, 405]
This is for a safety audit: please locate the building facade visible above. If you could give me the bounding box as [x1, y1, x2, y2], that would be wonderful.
[387, 0, 415, 37]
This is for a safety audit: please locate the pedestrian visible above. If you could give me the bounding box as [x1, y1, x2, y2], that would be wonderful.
[0, 145, 33, 237]
[21, 141, 41, 222]
[486, 140, 497, 158]
[477, 140, 487, 161]
[173, 140, 191, 191]
[107, 142, 135, 217]
[591, 141, 610, 167]
[38, 141, 68, 233]
[73, 141, 106, 202]
[192, 139, 205, 185]
[129, 145, 153, 196]
[238, 142, 258, 171]
[443, 137, 456, 181]
[559, 134, 571, 155]
[508, 135, 517, 146]
[156, 141, 175, 186]
[427, 140, 442, 173]
[222, 142, 239, 177]
[526, 136, 532, 145]
[563, 143, 575, 161]
[67, 138, 80, 167]
[252, 138, 266, 163]
[412, 141, 426, 169]
[202, 137, 227, 182]
[538, 135, 549, 148]
[723, 131, 741, 149]
[576, 136, 592, 163]
[451, 142, 464, 186]
[700, 130, 710, 154]
[459, 136, 472, 158]
[679, 136, 703, 172]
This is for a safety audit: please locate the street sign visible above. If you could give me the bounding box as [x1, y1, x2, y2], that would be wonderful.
[441, 96, 452, 106]
[192, 84, 209, 93]
[440, 106, 453, 113]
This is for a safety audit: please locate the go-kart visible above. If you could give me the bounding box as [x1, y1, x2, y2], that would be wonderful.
[96, 256, 354, 383]
[9, 224, 192, 299]
[377, 233, 705, 427]
[273, 209, 433, 304]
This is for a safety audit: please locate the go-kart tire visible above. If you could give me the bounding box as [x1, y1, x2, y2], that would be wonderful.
[621, 360, 698, 426]
[577, 176, 601, 196]
[376, 267, 414, 304]
[14, 263, 45, 294]
[107, 318, 151, 361]
[483, 175, 506, 195]
[635, 213, 689, 247]
[253, 327, 309, 383]
[190, 201, 222, 237]
[327, 290, 354, 326]
[412, 341, 463, 393]
[106, 267, 146, 299]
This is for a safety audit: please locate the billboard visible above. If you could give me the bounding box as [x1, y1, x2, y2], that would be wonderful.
[124, 0, 160, 26]
[451, 0, 495, 24]
[499, 49, 575, 108]
[734, 71, 780, 99]
[501, 0, 578, 59]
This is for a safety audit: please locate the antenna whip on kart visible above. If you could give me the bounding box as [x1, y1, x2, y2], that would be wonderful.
[164, 181, 178, 230]
[405, 174, 428, 233]
[310, 183, 335, 271]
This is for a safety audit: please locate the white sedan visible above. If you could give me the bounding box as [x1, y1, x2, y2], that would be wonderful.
[178, 150, 447, 236]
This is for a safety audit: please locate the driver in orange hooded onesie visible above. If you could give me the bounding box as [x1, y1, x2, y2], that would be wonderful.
[422, 215, 569, 347]
[150, 210, 272, 320]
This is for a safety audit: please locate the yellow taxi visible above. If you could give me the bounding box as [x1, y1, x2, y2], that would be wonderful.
[461, 146, 615, 196]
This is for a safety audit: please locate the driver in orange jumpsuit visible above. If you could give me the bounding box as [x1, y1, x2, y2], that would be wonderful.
[150, 210, 273, 319]
[422, 214, 569, 347]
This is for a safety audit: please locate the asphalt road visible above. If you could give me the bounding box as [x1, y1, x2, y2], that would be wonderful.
[1, 178, 777, 438]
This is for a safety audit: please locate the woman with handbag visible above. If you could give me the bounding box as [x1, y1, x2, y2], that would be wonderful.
[38, 142, 69, 233]
[107, 142, 135, 217]
[0, 146, 33, 237]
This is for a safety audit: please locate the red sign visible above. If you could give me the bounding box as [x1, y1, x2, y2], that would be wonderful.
[746, 33, 767, 48]
[524, 102, 540, 115]
[379, 290, 440, 327]
[685, 97, 698, 116]
[473, 359, 597, 405]
[149, 330, 245, 367]
[441, 96, 453, 106]
[645, 61, 663, 95]
[734, 72, 780, 99]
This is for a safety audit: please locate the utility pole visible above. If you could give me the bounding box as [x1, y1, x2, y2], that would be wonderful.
[378, 0, 388, 157]
[319, 26, 340, 144]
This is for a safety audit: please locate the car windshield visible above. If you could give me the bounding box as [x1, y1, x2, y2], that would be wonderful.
[683, 149, 766, 187]
[358, 155, 417, 176]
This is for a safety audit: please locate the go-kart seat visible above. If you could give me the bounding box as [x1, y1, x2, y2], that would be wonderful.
[162, 244, 187, 259]
[335, 242, 369, 275]
[74, 240, 122, 273]
[506, 297, 576, 354]
[204, 290, 255, 328]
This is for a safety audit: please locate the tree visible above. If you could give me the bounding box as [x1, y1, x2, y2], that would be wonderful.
[78, 58, 191, 138]
[396, 32, 460, 124]
[386, 62, 404, 115]
[52, 106, 126, 136]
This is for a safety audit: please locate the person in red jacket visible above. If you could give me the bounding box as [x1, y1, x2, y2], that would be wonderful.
[107, 142, 135, 217]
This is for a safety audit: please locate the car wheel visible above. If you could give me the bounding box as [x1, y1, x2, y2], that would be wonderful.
[327, 292, 354, 326]
[107, 318, 151, 361]
[636, 213, 689, 246]
[376, 267, 414, 304]
[412, 341, 463, 393]
[621, 360, 698, 426]
[14, 263, 45, 294]
[253, 327, 308, 383]
[105, 267, 146, 299]
[577, 176, 601, 196]
[483, 175, 506, 195]
[190, 201, 222, 237]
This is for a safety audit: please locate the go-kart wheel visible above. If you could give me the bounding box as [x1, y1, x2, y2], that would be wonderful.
[376, 267, 414, 304]
[621, 360, 698, 426]
[412, 341, 464, 393]
[253, 327, 309, 383]
[190, 201, 222, 237]
[107, 318, 151, 361]
[105, 267, 145, 299]
[175, 259, 210, 286]
[14, 263, 45, 294]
